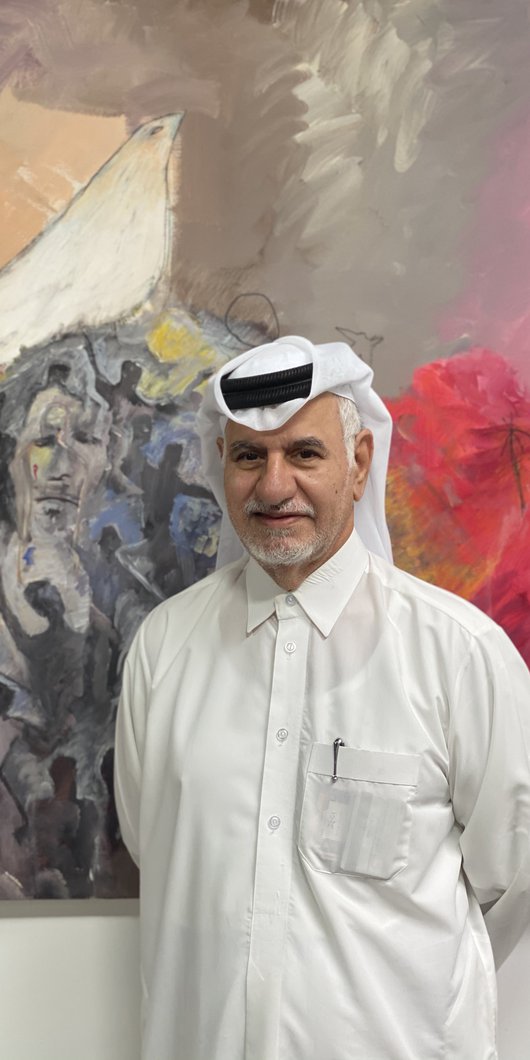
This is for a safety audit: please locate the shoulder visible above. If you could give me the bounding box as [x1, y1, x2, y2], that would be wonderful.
[127, 557, 247, 676]
[367, 551, 499, 640]
[142, 556, 246, 640]
[366, 553, 530, 688]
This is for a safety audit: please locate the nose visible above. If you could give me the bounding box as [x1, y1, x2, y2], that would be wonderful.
[254, 453, 297, 505]
[47, 436, 74, 480]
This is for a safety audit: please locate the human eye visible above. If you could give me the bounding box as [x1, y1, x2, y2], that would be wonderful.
[33, 434, 56, 449]
[74, 430, 100, 445]
[235, 449, 261, 463]
[296, 447, 322, 461]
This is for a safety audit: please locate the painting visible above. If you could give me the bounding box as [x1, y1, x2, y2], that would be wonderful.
[0, 0, 529, 898]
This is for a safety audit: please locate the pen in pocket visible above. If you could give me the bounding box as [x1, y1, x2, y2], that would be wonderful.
[332, 737, 345, 781]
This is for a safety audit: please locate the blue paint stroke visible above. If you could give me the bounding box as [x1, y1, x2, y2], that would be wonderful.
[170, 495, 220, 558]
[22, 545, 36, 568]
[89, 494, 144, 545]
[142, 412, 195, 466]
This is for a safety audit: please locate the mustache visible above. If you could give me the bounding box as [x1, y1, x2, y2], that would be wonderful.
[244, 499, 315, 518]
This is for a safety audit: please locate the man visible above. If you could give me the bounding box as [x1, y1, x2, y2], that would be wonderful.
[115, 335, 530, 1060]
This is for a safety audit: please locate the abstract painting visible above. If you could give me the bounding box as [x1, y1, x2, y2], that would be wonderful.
[0, 0, 528, 897]
[386, 349, 530, 662]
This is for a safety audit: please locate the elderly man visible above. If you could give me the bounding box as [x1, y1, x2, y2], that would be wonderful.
[115, 336, 530, 1060]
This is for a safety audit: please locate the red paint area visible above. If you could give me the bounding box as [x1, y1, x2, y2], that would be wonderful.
[386, 348, 530, 664]
[33, 463, 38, 479]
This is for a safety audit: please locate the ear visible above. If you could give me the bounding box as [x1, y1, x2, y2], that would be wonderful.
[216, 436, 224, 461]
[352, 429, 373, 501]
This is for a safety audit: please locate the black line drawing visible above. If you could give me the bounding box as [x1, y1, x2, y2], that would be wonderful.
[335, 326, 384, 367]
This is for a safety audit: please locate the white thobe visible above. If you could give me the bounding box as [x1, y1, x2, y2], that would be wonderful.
[115, 530, 530, 1060]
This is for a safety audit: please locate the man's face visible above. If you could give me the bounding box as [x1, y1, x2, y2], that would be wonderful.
[218, 393, 373, 585]
[11, 386, 112, 538]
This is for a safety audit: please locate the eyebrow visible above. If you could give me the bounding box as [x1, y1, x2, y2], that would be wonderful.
[228, 436, 328, 456]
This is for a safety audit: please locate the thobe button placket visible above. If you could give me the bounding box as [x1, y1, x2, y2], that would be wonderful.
[245, 599, 310, 1059]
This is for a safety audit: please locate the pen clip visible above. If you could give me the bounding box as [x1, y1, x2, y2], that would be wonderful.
[332, 738, 345, 781]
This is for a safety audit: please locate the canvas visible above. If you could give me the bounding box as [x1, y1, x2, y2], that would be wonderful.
[0, 0, 528, 898]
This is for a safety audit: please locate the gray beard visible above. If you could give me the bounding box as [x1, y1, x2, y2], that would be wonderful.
[239, 499, 321, 567]
[240, 525, 326, 568]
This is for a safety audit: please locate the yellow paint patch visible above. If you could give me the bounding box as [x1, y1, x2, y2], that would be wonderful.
[141, 311, 226, 400]
[28, 443, 54, 480]
[147, 313, 214, 364]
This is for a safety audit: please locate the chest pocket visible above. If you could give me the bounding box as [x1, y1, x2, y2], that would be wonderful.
[298, 744, 420, 881]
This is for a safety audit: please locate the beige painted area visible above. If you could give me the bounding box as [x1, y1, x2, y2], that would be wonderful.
[0, 89, 126, 268]
[2, 1, 530, 389]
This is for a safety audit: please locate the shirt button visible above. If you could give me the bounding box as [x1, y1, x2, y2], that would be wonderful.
[284, 641, 296, 654]
[268, 815, 281, 830]
[286, 594, 296, 606]
[276, 728, 289, 742]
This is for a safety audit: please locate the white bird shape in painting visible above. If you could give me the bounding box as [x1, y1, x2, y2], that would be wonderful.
[0, 113, 183, 369]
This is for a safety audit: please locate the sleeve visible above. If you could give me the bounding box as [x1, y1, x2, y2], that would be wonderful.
[448, 623, 530, 968]
[114, 623, 153, 867]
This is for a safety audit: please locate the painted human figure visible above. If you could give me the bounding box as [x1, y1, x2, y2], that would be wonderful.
[0, 337, 136, 896]
[0, 327, 222, 898]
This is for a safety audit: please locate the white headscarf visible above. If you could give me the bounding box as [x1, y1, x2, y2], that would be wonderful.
[196, 335, 393, 566]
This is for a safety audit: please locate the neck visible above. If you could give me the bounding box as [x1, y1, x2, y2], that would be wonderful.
[260, 560, 316, 591]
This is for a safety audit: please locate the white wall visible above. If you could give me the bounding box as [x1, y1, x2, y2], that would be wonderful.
[0, 904, 527, 1059]
[498, 927, 530, 1060]
[0, 901, 140, 1060]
